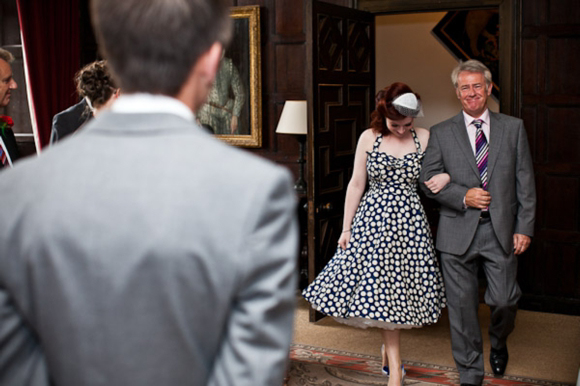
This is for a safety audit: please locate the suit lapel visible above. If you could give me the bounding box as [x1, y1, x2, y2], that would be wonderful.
[451, 113, 480, 177]
[487, 111, 504, 184]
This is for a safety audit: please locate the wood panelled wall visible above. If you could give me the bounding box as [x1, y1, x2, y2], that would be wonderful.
[519, 0, 580, 314]
[226, 0, 353, 176]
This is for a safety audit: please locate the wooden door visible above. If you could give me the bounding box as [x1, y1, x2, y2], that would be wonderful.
[306, 1, 375, 321]
[518, 0, 580, 315]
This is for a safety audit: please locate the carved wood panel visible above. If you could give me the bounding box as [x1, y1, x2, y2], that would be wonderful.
[307, 1, 374, 320]
[520, 0, 580, 315]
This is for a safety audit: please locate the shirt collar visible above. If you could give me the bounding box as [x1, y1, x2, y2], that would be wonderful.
[84, 96, 94, 113]
[111, 93, 195, 122]
[463, 109, 490, 128]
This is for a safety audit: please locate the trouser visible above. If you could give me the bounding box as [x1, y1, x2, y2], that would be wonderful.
[440, 218, 521, 385]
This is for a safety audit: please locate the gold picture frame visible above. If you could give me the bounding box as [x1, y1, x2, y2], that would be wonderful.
[199, 6, 261, 147]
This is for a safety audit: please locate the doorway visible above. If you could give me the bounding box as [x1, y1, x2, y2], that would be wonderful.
[305, 0, 521, 320]
[374, 12, 500, 130]
[358, 0, 520, 116]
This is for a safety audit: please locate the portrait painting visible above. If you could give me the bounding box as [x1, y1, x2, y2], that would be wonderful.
[198, 5, 262, 147]
[432, 9, 500, 98]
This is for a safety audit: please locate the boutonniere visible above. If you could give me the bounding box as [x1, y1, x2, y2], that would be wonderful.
[0, 115, 14, 137]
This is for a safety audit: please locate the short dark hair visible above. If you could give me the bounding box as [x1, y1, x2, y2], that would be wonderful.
[90, 0, 232, 96]
[75, 60, 116, 109]
[370, 82, 420, 136]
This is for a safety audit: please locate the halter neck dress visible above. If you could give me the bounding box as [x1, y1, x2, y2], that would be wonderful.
[303, 129, 446, 329]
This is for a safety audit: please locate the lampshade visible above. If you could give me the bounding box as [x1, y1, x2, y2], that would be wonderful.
[275, 100, 307, 135]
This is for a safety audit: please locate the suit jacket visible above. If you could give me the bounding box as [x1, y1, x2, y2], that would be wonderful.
[0, 127, 20, 164]
[0, 112, 299, 385]
[419, 110, 536, 255]
[49, 99, 92, 144]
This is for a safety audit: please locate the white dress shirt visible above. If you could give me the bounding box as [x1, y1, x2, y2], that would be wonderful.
[462, 109, 491, 207]
[111, 93, 195, 122]
[463, 109, 490, 154]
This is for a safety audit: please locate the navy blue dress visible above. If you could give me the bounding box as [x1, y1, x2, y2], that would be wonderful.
[303, 130, 446, 329]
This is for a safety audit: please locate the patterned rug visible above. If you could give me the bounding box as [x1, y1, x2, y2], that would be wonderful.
[288, 344, 573, 386]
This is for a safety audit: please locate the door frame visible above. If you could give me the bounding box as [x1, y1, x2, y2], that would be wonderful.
[357, 0, 522, 117]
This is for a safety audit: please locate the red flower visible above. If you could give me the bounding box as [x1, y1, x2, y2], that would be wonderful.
[0, 115, 13, 137]
[0, 115, 13, 127]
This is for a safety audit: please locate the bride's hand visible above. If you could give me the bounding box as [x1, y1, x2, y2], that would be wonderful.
[425, 173, 450, 194]
[338, 230, 351, 250]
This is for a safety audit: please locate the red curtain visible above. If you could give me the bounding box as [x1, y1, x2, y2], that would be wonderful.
[17, 0, 80, 150]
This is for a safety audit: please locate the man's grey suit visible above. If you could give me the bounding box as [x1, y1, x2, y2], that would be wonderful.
[0, 112, 298, 385]
[419, 111, 535, 384]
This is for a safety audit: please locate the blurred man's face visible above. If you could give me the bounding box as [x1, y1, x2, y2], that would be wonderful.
[0, 59, 17, 108]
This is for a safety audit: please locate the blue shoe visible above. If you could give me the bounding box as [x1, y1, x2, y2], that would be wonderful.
[382, 364, 406, 385]
[381, 345, 389, 375]
[380, 345, 406, 384]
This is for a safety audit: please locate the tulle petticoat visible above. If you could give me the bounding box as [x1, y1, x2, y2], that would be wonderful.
[332, 316, 420, 330]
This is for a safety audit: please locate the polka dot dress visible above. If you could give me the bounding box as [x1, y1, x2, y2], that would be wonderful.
[302, 129, 446, 330]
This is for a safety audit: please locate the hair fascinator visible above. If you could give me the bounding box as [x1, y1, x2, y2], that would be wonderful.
[392, 93, 424, 118]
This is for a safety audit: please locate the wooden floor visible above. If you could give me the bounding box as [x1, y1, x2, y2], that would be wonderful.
[292, 297, 580, 384]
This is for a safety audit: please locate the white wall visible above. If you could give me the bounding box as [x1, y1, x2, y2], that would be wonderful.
[375, 13, 499, 130]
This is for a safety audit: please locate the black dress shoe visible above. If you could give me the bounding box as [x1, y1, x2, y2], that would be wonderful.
[490, 347, 509, 375]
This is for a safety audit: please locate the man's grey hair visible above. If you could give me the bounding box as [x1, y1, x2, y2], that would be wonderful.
[0, 48, 15, 63]
[451, 59, 493, 89]
[90, 0, 232, 96]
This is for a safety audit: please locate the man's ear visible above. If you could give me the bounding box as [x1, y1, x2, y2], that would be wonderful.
[180, 42, 223, 111]
[199, 42, 223, 84]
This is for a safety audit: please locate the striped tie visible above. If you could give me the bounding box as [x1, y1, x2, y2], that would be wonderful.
[474, 119, 488, 189]
[0, 146, 7, 169]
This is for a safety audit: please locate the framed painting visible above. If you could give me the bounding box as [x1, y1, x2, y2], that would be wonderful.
[198, 5, 262, 147]
[432, 9, 500, 98]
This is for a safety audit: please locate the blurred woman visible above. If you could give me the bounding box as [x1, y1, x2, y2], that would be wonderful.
[50, 60, 119, 144]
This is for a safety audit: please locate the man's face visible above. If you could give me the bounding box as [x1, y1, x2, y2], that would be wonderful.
[455, 71, 492, 118]
[0, 59, 17, 108]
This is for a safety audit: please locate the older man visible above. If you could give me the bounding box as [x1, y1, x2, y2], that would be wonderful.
[420, 60, 536, 386]
[0, 1, 298, 385]
[0, 47, 19, 167]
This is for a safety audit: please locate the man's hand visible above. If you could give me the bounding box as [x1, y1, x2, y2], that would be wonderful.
[465, 188, 491, 209]
[513, 233, 531, 255]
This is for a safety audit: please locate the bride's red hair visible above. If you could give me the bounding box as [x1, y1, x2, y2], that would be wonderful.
[370, 82, 421, 136]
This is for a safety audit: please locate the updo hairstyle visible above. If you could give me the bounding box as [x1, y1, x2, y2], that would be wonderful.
[75, 60, 117, 109]
[369, 82, 420, 136]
